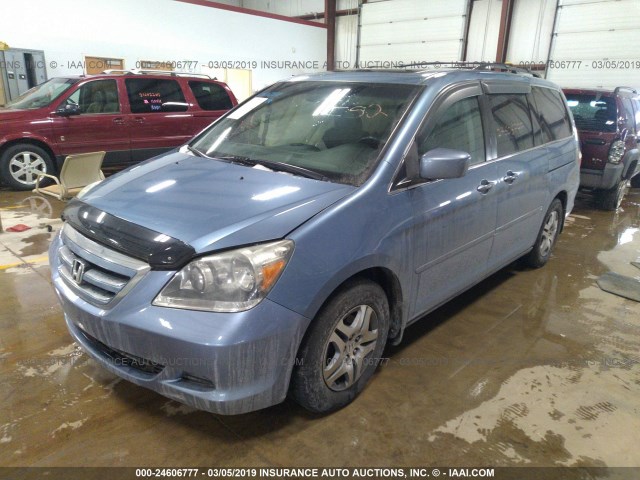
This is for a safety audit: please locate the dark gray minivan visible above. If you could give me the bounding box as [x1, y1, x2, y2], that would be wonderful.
[49, 67, 580, 414]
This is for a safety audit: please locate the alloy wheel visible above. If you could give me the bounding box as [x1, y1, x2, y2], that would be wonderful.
[9, 151, 47, 186]
[539, 210, 559, 257]
[323, 304, 379, 391]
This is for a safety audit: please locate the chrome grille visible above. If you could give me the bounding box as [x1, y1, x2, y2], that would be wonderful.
[57, 224, 150, 306]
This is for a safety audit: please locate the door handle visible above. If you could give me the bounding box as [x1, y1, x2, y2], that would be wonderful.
[112, 117, 125, 125]
[133, 117, 145, 124]
[477, 179, 495, 194]
[503, 171, 518, 184]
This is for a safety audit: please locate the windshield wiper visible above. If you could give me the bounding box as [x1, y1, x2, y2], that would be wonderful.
[186, 145, 208, 158]
[210, 154, 329, 181]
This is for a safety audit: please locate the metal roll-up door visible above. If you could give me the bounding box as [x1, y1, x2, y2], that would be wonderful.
[358, 0, 470, 67]
[546, 0, 640, 88]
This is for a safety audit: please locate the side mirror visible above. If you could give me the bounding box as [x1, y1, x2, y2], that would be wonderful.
[56, 103, 81, 116]
[419, 148, 471, 180]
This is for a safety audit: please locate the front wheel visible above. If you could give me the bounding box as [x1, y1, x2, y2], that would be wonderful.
[595, 180, 626, 211]
[290, 279, 390, 413]
[0, 143, 55, 191]
[524, 198, 563, 268]
[630, 175, 640, 188]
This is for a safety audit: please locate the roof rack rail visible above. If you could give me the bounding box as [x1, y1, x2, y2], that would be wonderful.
[101, 69, 212, 79]
[396, 61, 540, 78]
[613, 86, 638, 95]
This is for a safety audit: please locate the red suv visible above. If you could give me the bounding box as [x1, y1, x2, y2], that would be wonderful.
[563, 87, 640, 210]
[0, 71, 237, 190]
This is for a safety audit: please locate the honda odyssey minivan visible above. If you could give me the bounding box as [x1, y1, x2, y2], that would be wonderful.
[50, 67, 580, 414]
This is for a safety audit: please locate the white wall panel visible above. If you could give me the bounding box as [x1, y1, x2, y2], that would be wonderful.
[1, 0, 326, 92]
[358, 0, 468, 65]
[359, 41, 464, 65]
[465, 0, 501, 62]
[205, 0, 242, 5]
[241, 0, 323, 16]
[547, 0, 640, 88]
[506, 0, 556, 64]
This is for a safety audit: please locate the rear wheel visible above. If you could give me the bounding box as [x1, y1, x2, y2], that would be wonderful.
[290, 279, 390, 413]
[524, 198, 563, 268]
[595, 180, 626, 211]
[0, 143, 54, 191]
[630, 175, 640, 188]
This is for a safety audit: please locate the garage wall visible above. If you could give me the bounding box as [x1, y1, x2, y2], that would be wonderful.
[358, 0, 469, 66]
[546, 0, 640, 88]
[241, 0, 356, 16]
[465, 0, 502, 62]
[242, 0, 322, 16]
[0, 0, 326, 93]
[336, 13, 359, 69]
[505, 0, 556, 65]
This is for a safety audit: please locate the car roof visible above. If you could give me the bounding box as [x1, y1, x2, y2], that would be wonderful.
[55, 72, 225, 83]
[564, 87, 639, 99]
[287, 68, 561, 90]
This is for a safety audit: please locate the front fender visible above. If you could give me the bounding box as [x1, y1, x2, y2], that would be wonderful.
[622, 148, 639, 179]
[268, 183, 415, 327]
[0, 131, 58, 155]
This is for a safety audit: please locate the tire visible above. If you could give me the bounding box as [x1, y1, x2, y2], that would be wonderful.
[631, 175, 640, 188]
[524, 198, 563, 269]
[595, 180, 626, 211]
[290, 279, 390, 413]
[0, 143, 55, 191]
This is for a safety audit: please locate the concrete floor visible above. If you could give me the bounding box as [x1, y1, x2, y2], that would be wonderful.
[1, 187, 639, 468]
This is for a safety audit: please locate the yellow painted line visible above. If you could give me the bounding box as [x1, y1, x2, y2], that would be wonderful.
[0, 206, 25, 210]
[0, 256, 49, 270]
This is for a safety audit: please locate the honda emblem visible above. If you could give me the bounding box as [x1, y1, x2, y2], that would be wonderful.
[71, 258, 86, 284]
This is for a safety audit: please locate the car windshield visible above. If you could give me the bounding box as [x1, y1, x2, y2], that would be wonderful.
[5, 77, 78, 110]
[191, 80, 421, 185]
[565, 93, 617, 132]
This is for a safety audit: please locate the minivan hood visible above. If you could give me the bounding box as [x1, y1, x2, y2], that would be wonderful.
[82, 152, 355, 253]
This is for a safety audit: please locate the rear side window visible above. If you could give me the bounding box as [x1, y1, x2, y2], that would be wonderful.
[633, 98, 640, 133]
[125, 79, 188, 113]
[487, 94, 534, 157]
[188, 81, 233, 111]
[532, 87, 573, 140]
[620, 97, 636, 132]
[418, 96, 485, 165]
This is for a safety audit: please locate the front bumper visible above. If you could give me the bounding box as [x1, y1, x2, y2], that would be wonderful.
[580, 164, 624, 190]
[49, 234, 310, 415]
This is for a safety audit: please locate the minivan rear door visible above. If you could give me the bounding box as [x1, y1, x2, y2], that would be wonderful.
[408, 83, 498, 316]
[483, 83, 565, 269]
[124, 78, 194, 164]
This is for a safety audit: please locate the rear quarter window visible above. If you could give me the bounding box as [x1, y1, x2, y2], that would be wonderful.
[125, 78, 188, 113]
[188, 81, 233, 111]
[620, 97, 636, 132]
[532, 87, 573, 140]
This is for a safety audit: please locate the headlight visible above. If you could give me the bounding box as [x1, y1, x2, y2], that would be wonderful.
[76, 180, 102, 199]
[608, 140, 625, 164]
[153, 240, 293, 312]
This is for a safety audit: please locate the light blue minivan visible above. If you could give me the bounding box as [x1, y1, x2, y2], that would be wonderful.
[50, 67, 580, 414]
